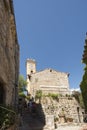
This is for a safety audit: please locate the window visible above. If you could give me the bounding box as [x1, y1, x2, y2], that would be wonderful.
[28, 74, 32, 81]
[31, 70, 33, 73]
[50, 69, 52, 72]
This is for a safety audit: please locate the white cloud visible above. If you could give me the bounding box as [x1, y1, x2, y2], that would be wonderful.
[70, 88, 80, 92]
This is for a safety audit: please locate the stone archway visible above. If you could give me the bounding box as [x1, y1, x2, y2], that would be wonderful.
[0, 83, 5, 104]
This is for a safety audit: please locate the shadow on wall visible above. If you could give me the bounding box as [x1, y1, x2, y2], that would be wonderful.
[0, 83, 5, 105]
[18, 99, 46, 130]
[36, 103, 46, 126]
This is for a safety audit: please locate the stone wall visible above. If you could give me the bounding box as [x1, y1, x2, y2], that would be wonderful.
[29, 69, 70, 96]
[0, 0, 19, 106]
[36, 96, 83, 129]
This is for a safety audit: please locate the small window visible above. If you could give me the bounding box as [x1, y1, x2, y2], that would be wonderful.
[31, 70, 33, 73]
[50, 69, 52, 72]
[28, 74, 32, 81]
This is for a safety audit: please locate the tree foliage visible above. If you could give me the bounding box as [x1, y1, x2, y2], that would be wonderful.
[80, 67, 87, 111]
[18, 75, 27, 93]
[80, 38, 87, 112]
[72, 91, 84, 108]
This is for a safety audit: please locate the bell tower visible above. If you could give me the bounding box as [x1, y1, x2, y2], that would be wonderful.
[26, 59, 36, 93]
[26, 59, 36, 75]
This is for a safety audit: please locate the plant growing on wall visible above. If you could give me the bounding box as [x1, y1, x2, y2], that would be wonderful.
[48, 93, 59, 101]
[35, 90, 42, 102]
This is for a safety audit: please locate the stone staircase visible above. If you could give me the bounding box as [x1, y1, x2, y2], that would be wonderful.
[17, 98, 85, 130]
[36, 103, 46, 125]
[19, 106, 45, 130]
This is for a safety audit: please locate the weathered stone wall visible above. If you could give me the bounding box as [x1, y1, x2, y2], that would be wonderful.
[37, 96, 83, 129]
[42, 97, 83, 122]
[0, 0, 19, 106]
[29, 69, 70, 96]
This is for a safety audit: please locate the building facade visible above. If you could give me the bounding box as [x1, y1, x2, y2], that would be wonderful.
[0, 0, 19, 107]
[26, 59, 70, 96]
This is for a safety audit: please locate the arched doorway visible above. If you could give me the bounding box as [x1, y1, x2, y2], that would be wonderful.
[0, 83, 5, 104]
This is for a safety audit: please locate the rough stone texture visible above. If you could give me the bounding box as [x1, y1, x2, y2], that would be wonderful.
[26, 59, 70, 96]
[31, 69, 69, 95]
[40, 97, 83, 128]
[56, 123, 84, 130]
[36, 96, 84, 129]
[26, 59, 84, 129]
[45, 115, 54, 129]
[0, 0, 19, 106]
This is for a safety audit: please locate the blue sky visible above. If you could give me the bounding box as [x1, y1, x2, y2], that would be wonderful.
[13, 0, 87, 89]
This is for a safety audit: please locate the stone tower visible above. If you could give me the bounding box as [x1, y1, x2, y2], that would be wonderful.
[26, 59, 36, 93]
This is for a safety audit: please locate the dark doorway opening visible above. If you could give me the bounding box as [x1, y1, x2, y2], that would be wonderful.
[0, 83, 5, 104]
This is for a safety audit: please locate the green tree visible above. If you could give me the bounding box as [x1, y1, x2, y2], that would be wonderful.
[72, 91, 84, 108]
[80, 67, 87, 111]
[80, 35, 87, 112]
[18, 75, 27, 93]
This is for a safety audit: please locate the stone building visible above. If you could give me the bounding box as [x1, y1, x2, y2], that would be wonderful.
[26, 59, 70, 96]
[26, 59, 84, 125]
[0, 0, 19, 107]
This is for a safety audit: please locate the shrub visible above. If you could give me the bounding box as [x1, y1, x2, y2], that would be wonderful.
[0, 106, 16, 129]
[35, 90, 42, 100]
[19, 92, 26, 98]
[48, 93, 59, 100]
